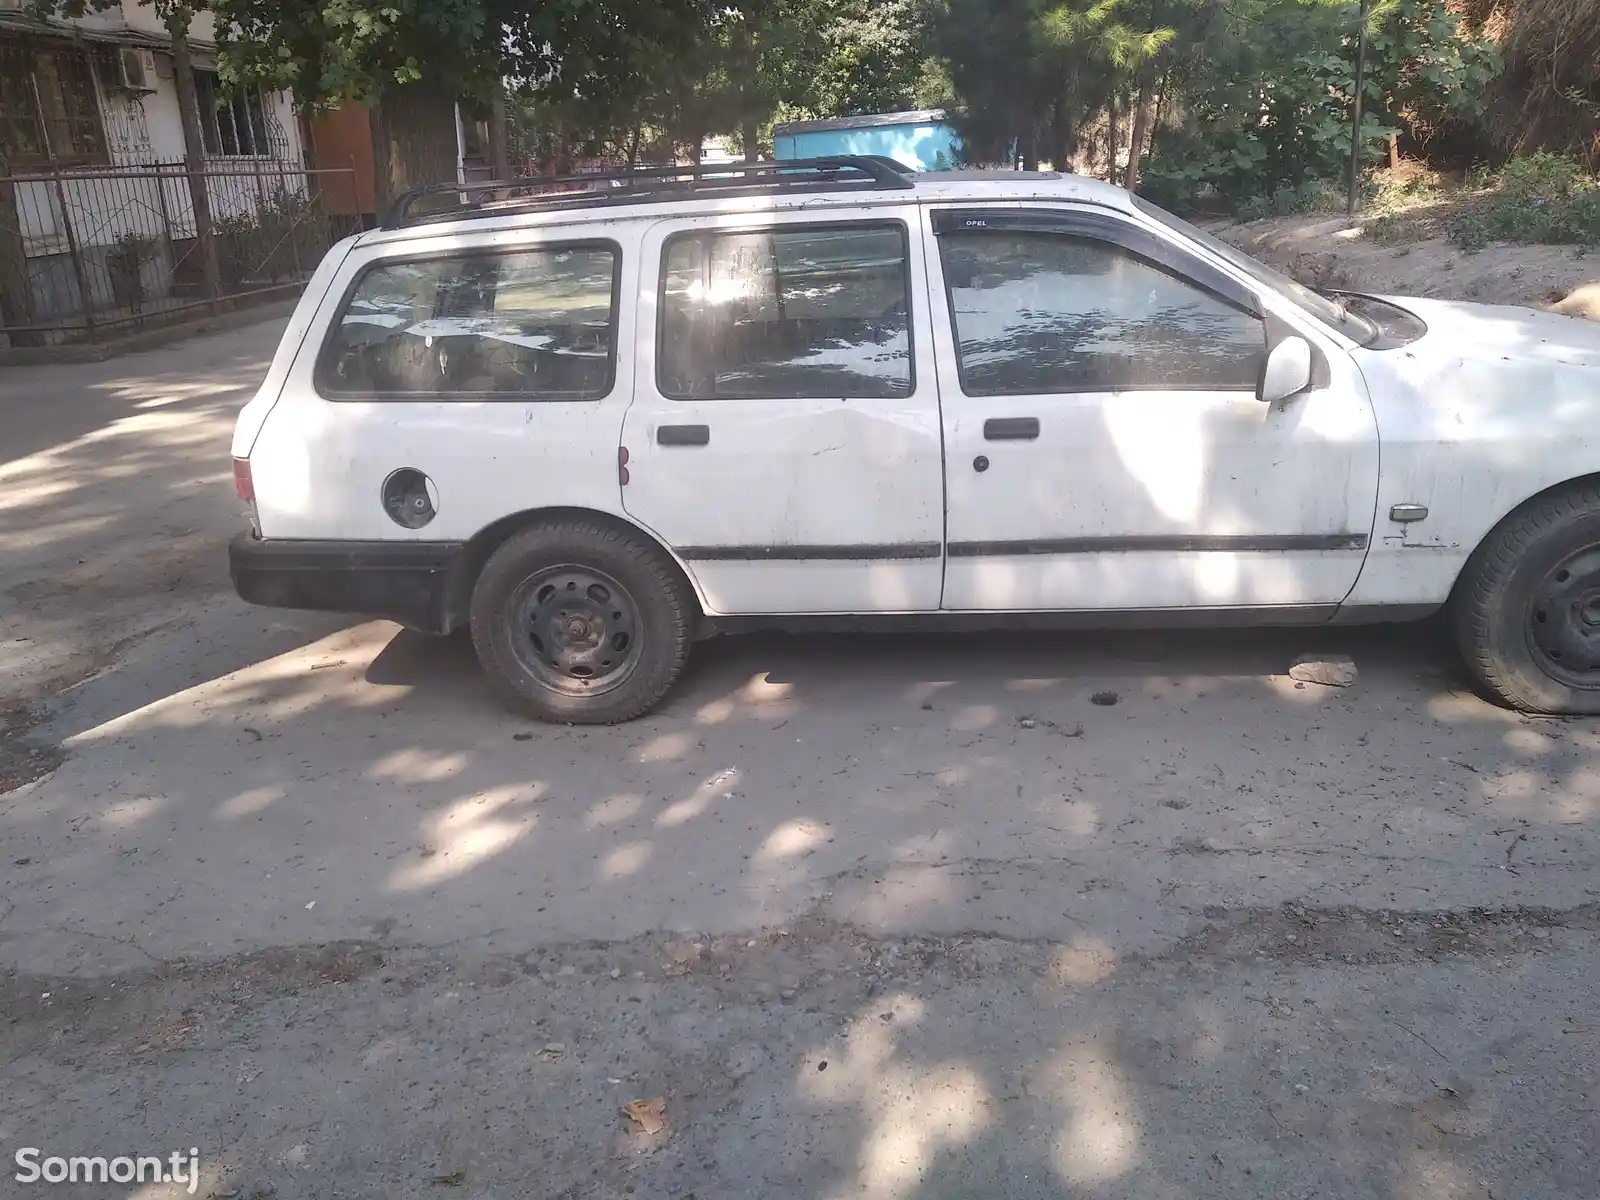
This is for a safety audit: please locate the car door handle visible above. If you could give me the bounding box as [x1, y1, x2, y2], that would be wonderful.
[983, 417, 1040, 441]
[657, 424, 710, 446]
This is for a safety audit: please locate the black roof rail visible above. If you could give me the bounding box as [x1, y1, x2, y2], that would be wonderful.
[381, 156, 916, 229]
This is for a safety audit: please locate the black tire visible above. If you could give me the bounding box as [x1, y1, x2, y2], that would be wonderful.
[469, 518, 695, 723]
[1453, 482, 1600, 714]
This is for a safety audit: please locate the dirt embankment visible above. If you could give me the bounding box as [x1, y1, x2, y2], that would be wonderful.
[1213, 214, 1599, 312]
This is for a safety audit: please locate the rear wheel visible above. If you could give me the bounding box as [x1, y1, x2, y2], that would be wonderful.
[1453, 483, 1600, 714]
[470, 519, 694, 723]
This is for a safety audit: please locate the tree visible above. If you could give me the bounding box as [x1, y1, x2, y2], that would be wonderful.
[209, 0, 711, 202]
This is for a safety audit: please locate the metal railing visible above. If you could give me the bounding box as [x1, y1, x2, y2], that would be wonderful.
[0, 160, 358, 347]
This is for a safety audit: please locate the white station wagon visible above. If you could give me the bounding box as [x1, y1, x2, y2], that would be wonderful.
[230, 158, 1600, 722]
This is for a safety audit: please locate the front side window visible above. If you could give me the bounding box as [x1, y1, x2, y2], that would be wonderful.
[940, 230, 1266, 396]
[659, 223, 912, 399]
[319, 243, 618, 399]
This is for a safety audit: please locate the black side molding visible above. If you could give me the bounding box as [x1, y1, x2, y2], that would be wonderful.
[678, 542, 942, 562]
[948, 533, 1369, 557]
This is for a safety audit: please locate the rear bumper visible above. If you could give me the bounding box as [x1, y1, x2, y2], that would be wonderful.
[229, 533, 463, 634]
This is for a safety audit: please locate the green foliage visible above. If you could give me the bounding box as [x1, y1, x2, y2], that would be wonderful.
[214, 186, 333, 285]
[1447, 153, 1600, 250]
[1140, 0, 1498, 210]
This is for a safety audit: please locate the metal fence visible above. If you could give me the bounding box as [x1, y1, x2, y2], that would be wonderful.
[0, 161, 359, 347]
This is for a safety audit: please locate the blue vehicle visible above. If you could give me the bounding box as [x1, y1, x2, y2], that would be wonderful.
[771, 109, 960, 172]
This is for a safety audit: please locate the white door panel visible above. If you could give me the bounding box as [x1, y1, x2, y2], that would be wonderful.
[926, 206, 1380, 611]
[621, 208, 944, 615]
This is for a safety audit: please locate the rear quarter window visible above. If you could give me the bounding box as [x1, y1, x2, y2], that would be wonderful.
[316, 241, 620, 400]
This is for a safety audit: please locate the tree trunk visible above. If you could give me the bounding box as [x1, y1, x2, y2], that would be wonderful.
[487, 94, 510, 177]
[1050, 87, 1075, 173]
[1106, 89, 1120, 186]
[626, 118, 643, 175]
[1125, 81, 1155, 192]
[1149, 70, 1169, 165]
[370, 74, 462, 215]
[0, 180, 44, 346]
[733, 9, 760, 163]
[167, 11, 221, 309]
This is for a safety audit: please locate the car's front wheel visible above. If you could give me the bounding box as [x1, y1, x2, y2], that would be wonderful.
[469, 519, 695, 724]
[1454, 483, 1600, 714]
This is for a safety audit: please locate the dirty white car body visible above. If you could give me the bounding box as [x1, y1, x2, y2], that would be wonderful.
[229, 161, 1600, 721]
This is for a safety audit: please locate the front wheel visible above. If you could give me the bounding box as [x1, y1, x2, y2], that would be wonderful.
[470, 519, 695, 723]
[1453, 483, 1600, 714]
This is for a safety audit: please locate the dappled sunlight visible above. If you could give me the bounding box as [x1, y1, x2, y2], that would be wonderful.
[1055, 800, 1103, 836]
[216, 786, 285, 820]
[656, 767, 741, 827]
[1044, 1038, 1142, 1185]
[1393, 1149, 1487, 1200]
[851, 863, 959, 927]
[1003, 676, 1064, 694]
[951, 703, 998, 731]
[759, 818, 833, 861]
[1049, 934, 1118, 988]
[1425, 689, 1524, 723]
[600, 839, 654, 878]
[1103, 401, 1206, 524]
[635, 730, 696, 763]
[128, 1159, 226, 1200]
[801, 999, 992, 1200]
[389, 785, 539, 889]
[1263, 672, 1335, 703]
[1193, 549, 1242, 600]
[1504, 726, 1559, 755]
[99, 793, 167, 829]
[369, 748, 470, 784]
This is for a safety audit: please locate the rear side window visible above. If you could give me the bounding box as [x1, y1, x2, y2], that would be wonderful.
[318, 242, 618, 399]
[940, 230, 1265, 396]
[658, 223, 912, 400]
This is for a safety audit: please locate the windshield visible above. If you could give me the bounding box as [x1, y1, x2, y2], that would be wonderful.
[1131, 197, 1378, 346]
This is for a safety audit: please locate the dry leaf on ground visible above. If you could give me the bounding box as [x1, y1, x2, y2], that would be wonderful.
[622, 1097, 667, 1134]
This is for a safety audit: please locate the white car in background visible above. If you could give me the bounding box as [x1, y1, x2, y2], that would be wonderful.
[230, 159, 1600, 722]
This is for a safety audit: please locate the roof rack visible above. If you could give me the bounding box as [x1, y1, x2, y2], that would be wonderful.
[381, 156, 916, 229]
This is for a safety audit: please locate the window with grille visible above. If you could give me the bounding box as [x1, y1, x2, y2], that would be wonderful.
[0, 40, 109, 167]
[194, 71, 271, 157]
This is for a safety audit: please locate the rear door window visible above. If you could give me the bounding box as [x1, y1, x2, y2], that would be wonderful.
[318, 242, 619, 399]
[658, 223, 912, 399]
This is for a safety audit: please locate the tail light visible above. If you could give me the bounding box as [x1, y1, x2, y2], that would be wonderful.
[233, 457, 261, 536]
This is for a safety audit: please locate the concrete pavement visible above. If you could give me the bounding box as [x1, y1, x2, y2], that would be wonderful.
[2, 318, 1597, 1198]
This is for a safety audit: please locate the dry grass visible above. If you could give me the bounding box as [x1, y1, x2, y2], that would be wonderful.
[1461, 0, 1600, 166]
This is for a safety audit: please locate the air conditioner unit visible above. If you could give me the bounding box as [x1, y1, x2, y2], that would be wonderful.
[115, 48, 157, 93]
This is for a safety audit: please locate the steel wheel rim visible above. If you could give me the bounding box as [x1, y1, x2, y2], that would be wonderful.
[509, 564, 643, 697]
[1527, 545, 1600, 689]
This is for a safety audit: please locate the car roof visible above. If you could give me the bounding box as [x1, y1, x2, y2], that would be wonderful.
[354, 166, 1137, 251]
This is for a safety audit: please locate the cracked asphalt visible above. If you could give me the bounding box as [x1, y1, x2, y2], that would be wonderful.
[3, 319, 1599, 1198]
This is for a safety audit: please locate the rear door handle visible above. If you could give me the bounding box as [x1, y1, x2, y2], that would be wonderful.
[983, 417, 1040, 441]
[657, 424, 710, 446]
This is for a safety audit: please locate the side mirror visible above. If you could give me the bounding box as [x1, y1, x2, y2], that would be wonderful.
[1258, 335, 1313, 404]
